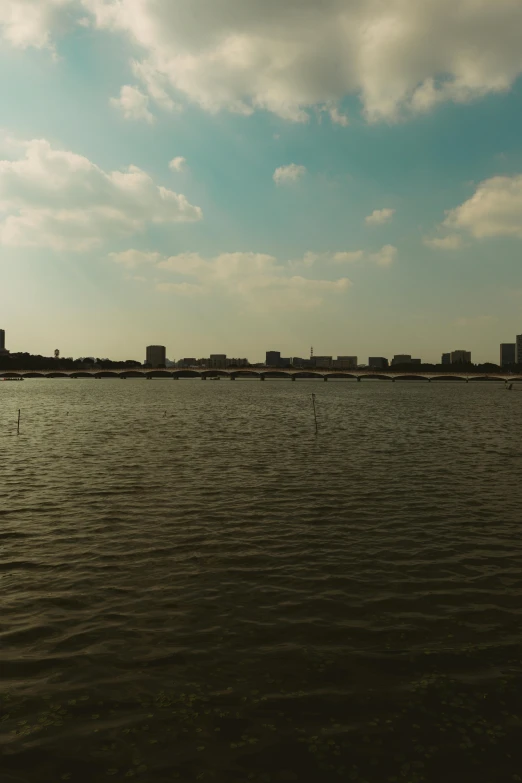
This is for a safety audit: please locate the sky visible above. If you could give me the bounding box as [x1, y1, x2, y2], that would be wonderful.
[2, 1, 522, 364]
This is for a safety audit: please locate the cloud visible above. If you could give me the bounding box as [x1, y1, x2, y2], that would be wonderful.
[110, 85, 155, 123]
[328, 107, 349, 127]
[332, 251, 364, 263]
[423, 234, 463, 250]
[365, 208, 395, 226]
[273, 163, 307, 185]
[118, 249, 352, 309]
[0, 137, 202, 250]
[156, 281, 204, 295]
[443, 174, 522, 239]
[369, 244, 398, 267]
[0, 0, 74, 50]
[76, 0, 522, 123]
[169, 156, 187, 172]
[109, 249, 162, 267]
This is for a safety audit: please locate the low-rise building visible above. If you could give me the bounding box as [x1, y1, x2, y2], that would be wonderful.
[209, 354, 227, 368]
[333, 356, 358, 369]
[311, 356, 333, 368]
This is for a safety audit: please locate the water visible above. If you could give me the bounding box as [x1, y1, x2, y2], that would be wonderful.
[2, 379, 522, 783]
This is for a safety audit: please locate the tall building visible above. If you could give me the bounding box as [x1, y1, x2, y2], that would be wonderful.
[146, 345, 166, 367]
[500, 343, 516, 367]
[266, 351, 281, 366]
[441, 353, 451, 365]
[450, 350, 471, 364]
[391, 354, 412, 366]
[516, 335, 522, 365]
[0, 328, 7, 355]
[209, 354, 227, 368]
[369, 357, 388, 369]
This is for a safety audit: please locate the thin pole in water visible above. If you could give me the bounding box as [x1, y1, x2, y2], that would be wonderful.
[17, 409, 20, 435]
[311, 393, 318, 435]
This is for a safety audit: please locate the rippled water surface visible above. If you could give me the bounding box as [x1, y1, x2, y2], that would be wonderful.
[2, 380, 522, 783]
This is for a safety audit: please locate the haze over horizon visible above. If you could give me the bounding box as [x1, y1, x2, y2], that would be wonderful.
[2, 0, 522, 364]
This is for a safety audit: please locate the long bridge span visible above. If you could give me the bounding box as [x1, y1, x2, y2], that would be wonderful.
[2, 369, 521, 382]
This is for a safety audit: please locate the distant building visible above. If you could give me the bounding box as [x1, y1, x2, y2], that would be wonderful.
[411, 359, 422, 366]
[0, 329, 9, 355]
[209, 354, 227, 368]
[226, 358, 249, 367]
[450, 350, 471, 364]
[391, 354, 412, 366]
[291, 357, 312, 368]
[178, 358, 198, 367]
[333, 356, 358, 369]
[516, 335, 522, 365]
[146, 345, 166, 367]
[311, 356, 333, 368]
[266, 351, 281, 366]
[500, 343, 516, 367]
[369, 357, 388, 369]
[441, 353, 451, 365]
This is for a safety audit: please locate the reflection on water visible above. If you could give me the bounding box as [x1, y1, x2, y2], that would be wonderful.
[2, 380, 522, 783]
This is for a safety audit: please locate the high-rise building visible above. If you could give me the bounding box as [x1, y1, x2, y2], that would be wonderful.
[441, 353, 451, 365]
[391, 354, 412, 366]
[450, 350, 471, 364]
[369, 357, 389, 369]
[209, 354, 227, 368]
[516, 335, 522, 365]
[500, 344, 516, 367]
[146, 345, 166, 367]
[0, 328, 7, 355]
[266, 351, 281, 366]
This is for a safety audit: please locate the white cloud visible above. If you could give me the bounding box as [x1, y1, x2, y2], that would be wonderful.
[77, 0, 522, 123]
[169, 156, 187, 172]
[423, 234, 463, 250]
[0, 137, 202, 250]
[273, 163, 307, 185]
[118, 249, 352, 309]
[110, 85, 155, 123]
[0, 0, 74, 50]
[369, 244, 397, 267]
[443, 174, 522, 239]
[328, 107, 349, 127]
[156, 281, 204, 295]
[109, 249, 162, 267]
[332, 251, 364, 263]
[365, 208, 395, 226]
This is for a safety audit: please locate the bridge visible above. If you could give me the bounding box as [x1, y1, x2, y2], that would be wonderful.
[2, 369, 521, 382]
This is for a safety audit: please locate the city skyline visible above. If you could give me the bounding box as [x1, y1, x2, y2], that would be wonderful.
[2, 3, 522, 362]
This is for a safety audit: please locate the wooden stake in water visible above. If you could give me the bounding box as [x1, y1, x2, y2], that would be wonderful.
[311, 393, 318, 435]
[17, 409, 20, 435]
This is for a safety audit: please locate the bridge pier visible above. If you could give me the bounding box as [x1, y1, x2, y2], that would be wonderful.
[357, 377, 361, 382]
[324, 376, 328, 382]
[291, 376, 296, 381]
[260, 375, 265, 381]
[173, 376, 179, 380]
[201, 376, 206, 380]
[230, 375, 236, 380]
